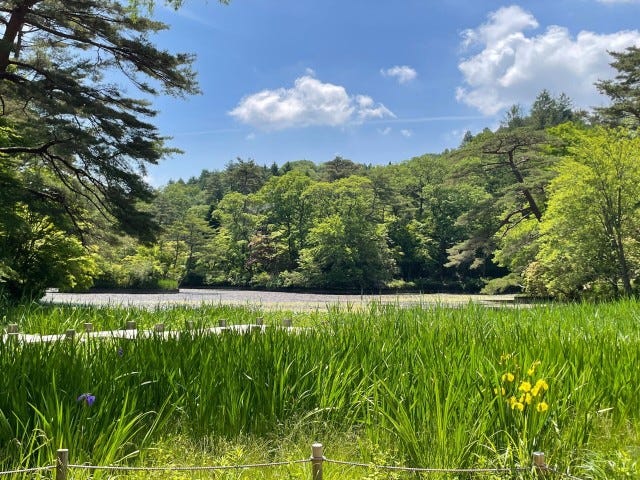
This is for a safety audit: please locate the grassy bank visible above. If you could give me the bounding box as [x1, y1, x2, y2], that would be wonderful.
[1, 301, 639, 478]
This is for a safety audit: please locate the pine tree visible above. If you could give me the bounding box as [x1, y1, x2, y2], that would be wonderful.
[0, 0, 202, 239]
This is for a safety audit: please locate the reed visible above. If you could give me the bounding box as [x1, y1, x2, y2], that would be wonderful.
[1, 300, 639, 478]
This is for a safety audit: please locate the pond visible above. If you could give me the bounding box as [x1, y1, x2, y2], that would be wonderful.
[43, 288, 516, 311]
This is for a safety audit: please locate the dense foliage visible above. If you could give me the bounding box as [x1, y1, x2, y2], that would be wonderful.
[0, 0, 205, 300]
[93, 105, 640, 299]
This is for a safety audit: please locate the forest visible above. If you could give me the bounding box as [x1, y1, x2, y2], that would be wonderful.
[94, 99, 640, 300]
[1, 0, 640, 302]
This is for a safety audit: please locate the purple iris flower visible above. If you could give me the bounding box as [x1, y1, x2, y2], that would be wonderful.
[117, 347, 124, 357]
[77, 393, 96, 407]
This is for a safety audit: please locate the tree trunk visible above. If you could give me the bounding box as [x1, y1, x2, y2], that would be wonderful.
[613, 231, 633, 296]
[507, 152, 542, 221]
[0, 2, 38, 72]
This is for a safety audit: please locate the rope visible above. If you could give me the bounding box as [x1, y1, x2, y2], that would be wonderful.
[0, 465, 54, 476]
[0, 457, 589, 479]
[324, 457, 528, 474]
[547, 466, 588, 480]
[68, 458, 309, 472]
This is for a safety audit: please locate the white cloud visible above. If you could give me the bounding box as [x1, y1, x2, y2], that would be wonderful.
[229, 75, 394, 130]
[456, 5, 640, 115]
[381, 65, 418, 84]
[400, 129, 413, 138]
[461, 5, 538, 49]
[378, 127, 392, 135]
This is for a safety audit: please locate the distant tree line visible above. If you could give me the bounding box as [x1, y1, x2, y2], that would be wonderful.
[92, 80, 640, 300]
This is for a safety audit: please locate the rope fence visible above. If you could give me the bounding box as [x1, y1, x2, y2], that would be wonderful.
[323, 457, 527, 474]
[0, 466, 54, 477]
[0, 444, 589, 480]
[67, 459, 309, 471]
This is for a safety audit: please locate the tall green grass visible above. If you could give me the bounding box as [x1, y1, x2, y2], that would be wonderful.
[2, 303, 316, 334]
[1, 300, 639, 478]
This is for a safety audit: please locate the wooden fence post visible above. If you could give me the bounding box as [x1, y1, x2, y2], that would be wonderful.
[83, 323, 93, 333]
[56, 449, 69, 480]
[154, 323, 165, 333]
[282, 318, 292, 327]
[7, 323, 19, 334]
[218, 319, 227, 328]
[125, 321, 137, 330]
[533, 451, 547, 475]
[311, 442, 323, 480]
[65, 329, 76, 340]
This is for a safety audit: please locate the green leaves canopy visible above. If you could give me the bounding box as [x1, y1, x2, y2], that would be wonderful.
[531, 125, 640, 298]
[0, 0, 199, 239]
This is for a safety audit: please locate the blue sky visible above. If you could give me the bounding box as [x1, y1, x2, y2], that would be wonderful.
[145, 0, 640, 186]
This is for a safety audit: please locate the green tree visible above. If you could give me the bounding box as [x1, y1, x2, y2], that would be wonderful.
[279, 160, 319, 178]
[319, 156, 364, 182]
[224, 158, 270, 194]
[202, 192, 261, 285]
[256, 170, 314, 268]
[596, 46, 640, 127]
[529, 90, 574, 130]
[149, 181, 212, 285]
[532, 125, 640, 298]
[0, 0, 199, 237]
[298, 176, 396, 289]
[0, 1, 205, 299]
[0, 204, 98, 299]
[460, 91, 575, 293]
[446, 126, 555, 287]
[389, 155, 478, 286]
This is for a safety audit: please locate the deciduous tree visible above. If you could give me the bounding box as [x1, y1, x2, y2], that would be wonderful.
[532, 125, 640, 298]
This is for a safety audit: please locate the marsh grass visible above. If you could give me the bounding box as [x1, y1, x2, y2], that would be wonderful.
[1, 300, 639, 478]
[2, 302, 328, 335]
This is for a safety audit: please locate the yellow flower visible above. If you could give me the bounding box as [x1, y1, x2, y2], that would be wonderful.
[531, 385, 540, 397]
[513, 402, 525, 412]
[535, 379, 549, 391]
[536, 402, 549, 413]
[508, 396, 517, 407]
[518, 381, 532, 393]
[502, 372, 515, 383]
[524, 393, 533, 405]
[494, 387, 506, 396]
[527, 360, 541, 376]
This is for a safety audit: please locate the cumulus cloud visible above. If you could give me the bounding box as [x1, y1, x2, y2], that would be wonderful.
[456, 5, 640, 115]
[461, 5, 538, 49]
[381, 65, 418, 84]
[229, 75, 394, 130]
[400, 129, 413, 138]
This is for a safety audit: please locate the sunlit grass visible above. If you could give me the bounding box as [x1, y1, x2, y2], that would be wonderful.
[1, 300, 639, 479]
